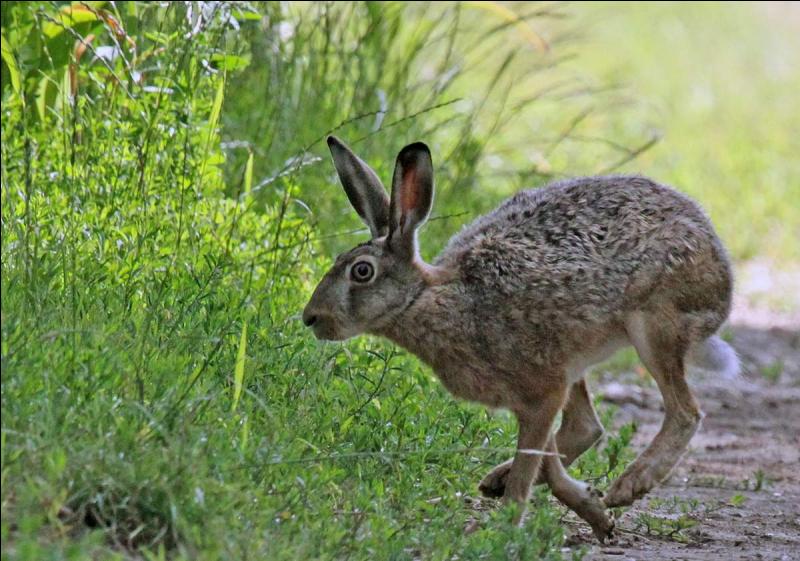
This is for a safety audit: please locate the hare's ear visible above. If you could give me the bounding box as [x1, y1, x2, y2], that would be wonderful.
[388, 142, 434, 259]
[327, 136, 390, 238]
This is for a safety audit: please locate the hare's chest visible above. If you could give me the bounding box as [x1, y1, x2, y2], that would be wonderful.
[428, 354, 516, 408]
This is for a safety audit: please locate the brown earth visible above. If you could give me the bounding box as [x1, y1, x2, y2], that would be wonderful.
[570, 324, 800, 561]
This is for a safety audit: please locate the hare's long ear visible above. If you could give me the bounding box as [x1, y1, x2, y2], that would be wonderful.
[327, 136, 390, 238]
[388, 142, 434, 259]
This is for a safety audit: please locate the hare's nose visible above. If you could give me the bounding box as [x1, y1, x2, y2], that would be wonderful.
[302, 310, 318, 327]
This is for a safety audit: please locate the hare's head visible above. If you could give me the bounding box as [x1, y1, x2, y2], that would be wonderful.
[302, 137, 434, 341]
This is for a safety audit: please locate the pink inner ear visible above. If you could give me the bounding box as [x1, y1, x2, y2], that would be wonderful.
[401, 167, 418, 212]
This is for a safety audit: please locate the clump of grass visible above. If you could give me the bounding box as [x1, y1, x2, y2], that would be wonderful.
[760, 361, 783, 384]
[3, 2, 620, 559]
[631, 494, 747, 544]
[632, 511, 698, 543]
[743, 469, 770, 492]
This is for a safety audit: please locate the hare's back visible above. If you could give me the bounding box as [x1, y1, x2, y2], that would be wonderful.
[438, 175, 728, 316]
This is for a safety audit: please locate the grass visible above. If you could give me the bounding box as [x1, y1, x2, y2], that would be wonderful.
[0, 2, 614, 559]
[1, 1, 796, 560]
[745, 469, 770, 493]
[630, 494, 747, 544]
[760, 361, 783, 384]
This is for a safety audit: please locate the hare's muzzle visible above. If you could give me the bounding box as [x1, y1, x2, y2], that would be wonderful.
[302, 310, 317, 327]
[302, 304, 341, 340]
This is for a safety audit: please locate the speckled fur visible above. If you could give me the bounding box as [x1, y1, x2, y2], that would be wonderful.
[382, 176, 732, 407]
[304, 138, 735, 540]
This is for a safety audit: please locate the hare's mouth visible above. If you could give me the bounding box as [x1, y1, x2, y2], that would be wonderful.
[308, 316, 349, 341]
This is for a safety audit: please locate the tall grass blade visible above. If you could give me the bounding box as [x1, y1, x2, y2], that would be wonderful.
[243, 150, 253, 195]
[208, 74, 225, 147]
[464, 1, 549, 52]
[231, 320, 247, 413]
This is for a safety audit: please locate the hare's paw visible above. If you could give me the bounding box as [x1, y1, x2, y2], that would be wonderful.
[478, 460, 512, 499]
[579, 488, 615, 542]
[604, 466, 655, 507]
[591, 514, 615, 543]
[563, 480, 614, 542]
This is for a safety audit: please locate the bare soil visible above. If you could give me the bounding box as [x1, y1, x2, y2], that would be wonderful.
[573, 324, 800, 561]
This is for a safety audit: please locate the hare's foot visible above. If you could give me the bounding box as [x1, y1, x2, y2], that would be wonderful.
[604, 462, 659, 507]
[546, 463, 614, 541]
[554, 478, 614, 541]
[577, 486, 615, 542]
[478, 459, 512, 499]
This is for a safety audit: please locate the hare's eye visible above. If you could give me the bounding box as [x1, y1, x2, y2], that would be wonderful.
[351, 261, 375, 283]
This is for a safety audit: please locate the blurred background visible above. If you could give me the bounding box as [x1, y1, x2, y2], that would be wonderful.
[2, 2, 798, 559]
[223, 1, 800, 325]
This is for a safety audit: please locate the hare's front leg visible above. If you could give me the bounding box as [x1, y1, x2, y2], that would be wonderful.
[555, 379, 605, 463]
[479, 380, 604, 498]
[502, 385, 566, 524]
[542, 438, 614, 541]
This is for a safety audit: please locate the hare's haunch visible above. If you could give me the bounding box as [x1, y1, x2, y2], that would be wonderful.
[303, 137, 738, 541]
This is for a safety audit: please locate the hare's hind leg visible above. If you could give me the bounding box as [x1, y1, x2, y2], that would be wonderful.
[502, 384, 567, 524]
[479, 379, 604, 498]
[604, 312, 703, 507]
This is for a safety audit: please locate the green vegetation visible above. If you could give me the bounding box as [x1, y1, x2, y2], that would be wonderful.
[2, 2, 796, 560]
[566, 3, 800, 262]
[760, 361, 783, 384]
[632, 495, 747, 544]
[570, 410, 637, 491]
[745, 469, 770, 493]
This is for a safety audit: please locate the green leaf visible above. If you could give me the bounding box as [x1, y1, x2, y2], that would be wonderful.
[42, 6, 100, 39]
[243, 150, 254, 195]
[208, 76, 224, 138]
[231, 9, 263, 21]
[77, 1, 108, 10]
[1, 33, 22, 96]
[35, 78, 46, 120]
[144, 31, 175, 45]
[210, 53, 251, 72]
[231, 321, 247, 412]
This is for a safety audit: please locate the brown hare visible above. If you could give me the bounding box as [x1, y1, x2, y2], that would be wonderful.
[303, 137, 738, 540]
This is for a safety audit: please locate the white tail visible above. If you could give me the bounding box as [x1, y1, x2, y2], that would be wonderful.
[687, 335, 741, 379]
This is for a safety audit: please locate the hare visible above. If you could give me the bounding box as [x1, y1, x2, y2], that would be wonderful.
[303, 137, 738, 540]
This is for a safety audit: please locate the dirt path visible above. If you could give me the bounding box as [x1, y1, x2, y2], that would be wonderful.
[572, 325, 800, 561]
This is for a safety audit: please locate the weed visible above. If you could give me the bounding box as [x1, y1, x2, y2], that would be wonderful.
[632, 512, 698, 543]
[744, 469, 770, 492]
[0, 2, 603, 558]
[570, 406, 638, 491]
[631, 494, 746, 543]
[760, 361, 784, 384]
